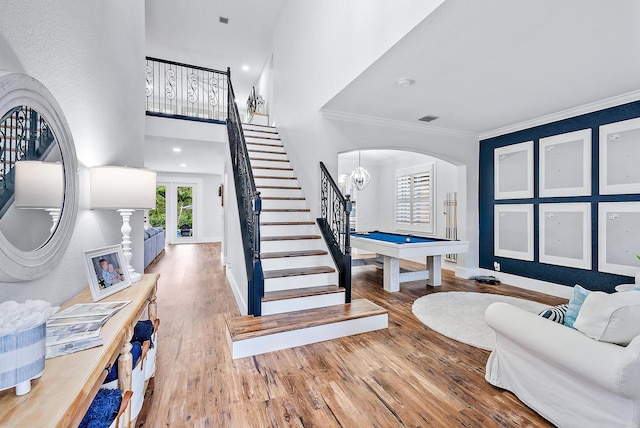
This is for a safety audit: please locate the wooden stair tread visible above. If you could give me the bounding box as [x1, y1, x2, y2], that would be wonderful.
[246, 141, 283, 148]
[261, 196, 305, 200]
[252, 166, 294, 171]
[241, 123, 275, 129]
[261, 221, 315, 226]
[245, 135, 281, 141]
[243, 127, 278, 133]
[227, 299, 387, 341]
[262, 208, 310, 212]
[254, 176, 296, 180]
[261, 249, 327, 259]
[262, 285, 345, 302]
[264, 266, 335, 279]
[248, 149, 286, 155]
[250, 157, 289, 162]
[261, 234, 320, 241]
[256, 185, 301, 190]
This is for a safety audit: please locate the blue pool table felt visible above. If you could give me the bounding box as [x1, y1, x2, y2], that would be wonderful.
[352, 231, 447, 244]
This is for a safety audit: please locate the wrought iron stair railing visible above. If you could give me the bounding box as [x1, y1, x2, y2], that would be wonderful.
[318, 161, 352, 303]
[227, 72, 264, 316]
[0, 106, 57, 217]
[145, 57, 229, 123]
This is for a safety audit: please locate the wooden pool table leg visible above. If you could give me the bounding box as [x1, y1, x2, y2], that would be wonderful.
[426, 255, 442, 286]
[383, 256, 400, 292]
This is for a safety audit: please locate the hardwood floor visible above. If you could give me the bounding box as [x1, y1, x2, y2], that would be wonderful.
[138, 243, 566, 427]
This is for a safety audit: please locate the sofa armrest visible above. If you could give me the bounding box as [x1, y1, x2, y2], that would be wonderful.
[486, 302, 640, 398]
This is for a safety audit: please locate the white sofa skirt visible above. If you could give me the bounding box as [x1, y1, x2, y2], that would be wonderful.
[485, 302, 640, 428]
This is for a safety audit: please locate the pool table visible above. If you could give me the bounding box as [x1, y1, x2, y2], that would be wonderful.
[350, 231, 469, 292]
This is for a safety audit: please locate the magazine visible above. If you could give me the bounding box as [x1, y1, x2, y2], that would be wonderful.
[45, 300, 131, 358]
[50, 301, 130, 319]
[46, 337, 104, 359]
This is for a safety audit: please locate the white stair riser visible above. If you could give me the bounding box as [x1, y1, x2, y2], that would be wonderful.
[261, 254, 333, 271]
[242, 124, 275, 131]
[255, 187, 303, 198]
[261, 292, 346, 316]
[264, 272, 338, 292]
[246, 143, 285, 153]
[260, 239, 323, 253]
[254, 178, 298, 187]
[251, 159, 291, 168]
[249, 151, 288, 161]
[227, 313, 388, 359]
[260, 224, 316, 236]
[251, 168, 294, 178]
[260, 199, 307, 210]
[260, 211, 311, 223]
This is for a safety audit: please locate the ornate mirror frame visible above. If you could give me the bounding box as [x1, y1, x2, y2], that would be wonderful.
[0, 72, 78, 282]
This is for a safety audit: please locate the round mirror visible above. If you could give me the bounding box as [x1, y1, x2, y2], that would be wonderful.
[0, 73, 78, 282]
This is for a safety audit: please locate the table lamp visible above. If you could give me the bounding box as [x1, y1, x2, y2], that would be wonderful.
[90, 166, 156, 282]
[14, 161, 64, 234]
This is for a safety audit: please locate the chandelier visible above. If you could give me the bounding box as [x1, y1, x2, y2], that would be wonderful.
[350, 151, 370, 191]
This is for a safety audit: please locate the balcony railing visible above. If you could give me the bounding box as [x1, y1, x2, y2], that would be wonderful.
[145, 57, 228, 123]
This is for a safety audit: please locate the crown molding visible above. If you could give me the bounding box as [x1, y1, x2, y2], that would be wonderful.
[319, 109, 478, 139]
[479, 90, 640, 141]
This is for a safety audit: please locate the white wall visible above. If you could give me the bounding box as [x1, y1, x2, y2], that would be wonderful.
[270, 1, 479, 278]
[222, 150, 248, 315]
[156, 172, 223, 244]
[0, 1, 146, 304]
[255, 54, 274, 117]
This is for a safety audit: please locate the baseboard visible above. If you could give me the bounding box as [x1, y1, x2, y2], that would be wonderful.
[226, 268, 248, 315]
[202, 236, 222, 243]
[455, 266, 479, 280]
[478, 268, 572, 299]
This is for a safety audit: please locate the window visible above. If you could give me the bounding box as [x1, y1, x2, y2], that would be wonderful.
[395, 163, 435, 234]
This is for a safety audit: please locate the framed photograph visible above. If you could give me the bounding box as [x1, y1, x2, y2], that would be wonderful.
[539, 203, 591, 269]
[494, 204, 534, 261]
[598, 202, 640, 277]
[83, 245, 131, 301]
[599, 117, 640, 195]
[539, 129, 591, 197]
[494, 141, 534, 200]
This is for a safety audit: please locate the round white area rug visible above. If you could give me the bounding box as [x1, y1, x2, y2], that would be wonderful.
[412, 292, 548, 351]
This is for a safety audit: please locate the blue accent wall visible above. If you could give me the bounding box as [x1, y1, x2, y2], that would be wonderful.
[479, 101, 640, 292]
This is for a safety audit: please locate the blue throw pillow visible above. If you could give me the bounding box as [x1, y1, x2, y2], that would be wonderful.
[564, 284, 591, 329]
[538, 304, 568, 324]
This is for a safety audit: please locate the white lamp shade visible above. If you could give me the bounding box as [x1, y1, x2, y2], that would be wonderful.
[14, 161, 64, 209]
[90, 166, 157, 210]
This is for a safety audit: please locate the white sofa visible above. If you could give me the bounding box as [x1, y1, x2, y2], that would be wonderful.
[485, 301, 640, 428]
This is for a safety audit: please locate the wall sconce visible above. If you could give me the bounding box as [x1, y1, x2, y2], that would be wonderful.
[90, 166, 156, 282]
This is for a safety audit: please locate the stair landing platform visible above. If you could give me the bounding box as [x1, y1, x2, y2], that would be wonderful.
[226, 299, 388, 359]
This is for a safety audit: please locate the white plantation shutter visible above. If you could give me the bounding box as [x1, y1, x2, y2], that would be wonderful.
[395, 164, 435, 233]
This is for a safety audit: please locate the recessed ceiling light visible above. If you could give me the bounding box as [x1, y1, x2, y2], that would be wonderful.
[180, 163, 187, 167]
[219, 16, 229, 24]
[396, 78, 415, 87]
[173, 147, 182, 153]
[241, 65, 250, 72]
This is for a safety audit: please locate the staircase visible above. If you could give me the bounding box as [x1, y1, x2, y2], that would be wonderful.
[225, 122, 388, 359]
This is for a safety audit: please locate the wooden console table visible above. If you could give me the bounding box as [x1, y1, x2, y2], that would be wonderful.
[0, 273, 159, 428]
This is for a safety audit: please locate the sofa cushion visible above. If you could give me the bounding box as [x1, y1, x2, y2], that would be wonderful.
[564, 284, 591, 329]
[538, 304, 568, 324]
[574, 291, 640, 345]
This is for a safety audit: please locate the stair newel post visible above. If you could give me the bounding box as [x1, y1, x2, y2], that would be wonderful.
[343, 194, 352, 303]
[253, 191, 263, 316]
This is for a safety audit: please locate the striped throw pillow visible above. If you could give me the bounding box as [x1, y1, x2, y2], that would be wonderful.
[538, 304, 569, 324]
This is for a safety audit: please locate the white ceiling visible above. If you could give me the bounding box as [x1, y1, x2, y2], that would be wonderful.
[145, 0, 284, 174]
[145, 0, 285, 104]
[322, 1, 640, 135]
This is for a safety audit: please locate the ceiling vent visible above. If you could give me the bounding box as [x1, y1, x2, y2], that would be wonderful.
[219, 16, 229, 24]
[418, 115, 439, 123]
